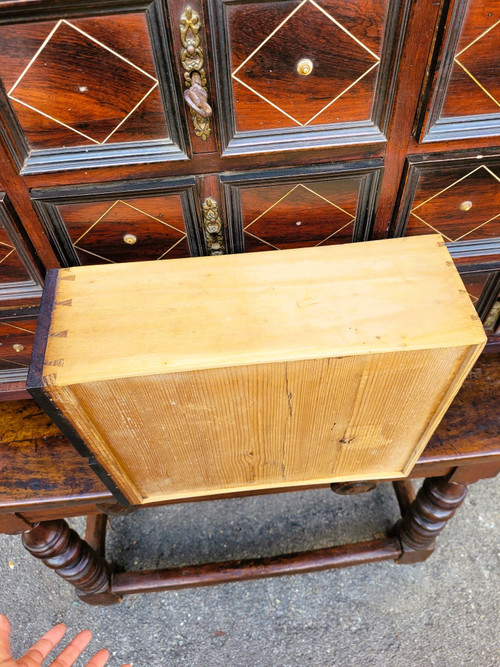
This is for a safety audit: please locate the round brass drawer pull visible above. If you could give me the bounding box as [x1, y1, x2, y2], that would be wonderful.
[123, 233, 137, 245]
[297, 58, 313, 76]
[459, 200, 473, 211]
[12, 343, 24, 352]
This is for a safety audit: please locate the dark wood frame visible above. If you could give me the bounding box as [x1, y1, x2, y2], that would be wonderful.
[221, 160, 383, 253]
[30, 176, 205, 266]
[207, 0, 411, 157]
[0, 0, 190, 175]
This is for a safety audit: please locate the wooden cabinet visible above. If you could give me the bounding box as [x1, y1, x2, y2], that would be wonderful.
[0, 0, 499, 398]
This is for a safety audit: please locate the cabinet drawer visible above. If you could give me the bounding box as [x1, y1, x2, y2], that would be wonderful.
[223, 163, 382, 252]
[0, 317, 36, 374]
[32, 180, 203, 266]
[395, 157, 500, 248]
[0, 2, 187, 173]
[418, 0, 500, 142]
[210, 0, 406, 155]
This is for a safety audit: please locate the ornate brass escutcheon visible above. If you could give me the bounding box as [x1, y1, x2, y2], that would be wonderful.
[180, 6, 212, 140]
[202, 197, 225, 255]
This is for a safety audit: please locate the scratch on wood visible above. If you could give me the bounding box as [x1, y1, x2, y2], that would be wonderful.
[285, 364, 292, 417]
[59, 274, 76, 281]
[55, 299, 73, 307]
[49, 330, 68, 338]
[44, 358, 65, 367]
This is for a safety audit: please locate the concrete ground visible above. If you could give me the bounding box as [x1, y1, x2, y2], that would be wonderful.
[0, 477, 499, 667]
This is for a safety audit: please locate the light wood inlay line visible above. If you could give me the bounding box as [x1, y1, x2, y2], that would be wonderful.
[244, 185, 302, 230]
[73, 247, 116, 264]
[454, 59, 500, 108]
[411, 165, 499, 211]
[232, 0, 308, 76]
[303, 62, 380, 125]
[314, 219, 355, 246]
[299, 184, 355, 218]
[455, 18, 500, 58]
[156, 235, 188, 260]
[8, 96, 101, 144]
[409, 213, 454, 243]
[0, 322, 35, 335]
[232, 76, 303, 126]
[243, 231, 281, 250]
[0, 248, 15, 265]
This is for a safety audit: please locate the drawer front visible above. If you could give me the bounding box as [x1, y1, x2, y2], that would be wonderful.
[418, 0, 500, 142]
[32, 179, 204, 267]
[0, 317, 36, 374]
[0, 193, 42, 305]
[395, 157, 500, 248]
[222, 163, 382, 252]
[210, 0, 406, 156]
[0, 2, 187, 173]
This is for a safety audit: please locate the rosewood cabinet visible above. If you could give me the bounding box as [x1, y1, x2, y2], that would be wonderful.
[0, 0, 499, 397]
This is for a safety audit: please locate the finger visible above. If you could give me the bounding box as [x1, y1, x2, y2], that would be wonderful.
[85, 648, 109, 667]
[0, 614, 12, 662]
[21, 623, 66, 665]
[50, 629, 92, 667]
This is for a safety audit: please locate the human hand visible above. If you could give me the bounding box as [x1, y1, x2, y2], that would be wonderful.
[0, 615, 131, 667]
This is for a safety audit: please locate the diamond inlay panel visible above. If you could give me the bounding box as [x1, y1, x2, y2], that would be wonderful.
[455, 20, 500, 109]
[58, 195, 191, 266]
[228, 0, 386, 132]
[240, 179, 358, 252]
[0, 225, 31, 284]
[0, 319, 36, 371]
[0, 13, 168, 149]
[441, 0, 500, 119]
[406, 166, 500, 243]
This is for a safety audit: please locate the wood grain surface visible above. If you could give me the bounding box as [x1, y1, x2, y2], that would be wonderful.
[31, 235, 486, 504]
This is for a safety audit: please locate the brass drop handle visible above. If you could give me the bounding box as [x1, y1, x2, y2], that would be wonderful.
[184, 71, 212, 118]
[180, 6, 212, 139]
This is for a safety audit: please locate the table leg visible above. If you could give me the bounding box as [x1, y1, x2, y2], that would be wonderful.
[395, 476, 468, 564]
[22, 519, 121, 605]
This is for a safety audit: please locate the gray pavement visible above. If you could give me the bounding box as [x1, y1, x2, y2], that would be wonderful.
[0, 478, 499, 667]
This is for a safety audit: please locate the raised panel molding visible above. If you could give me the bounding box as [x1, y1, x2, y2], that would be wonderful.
[30, 177, 204, 267]
[0, 0, 189, 174]
[209, 0, 411, 156]
[416, 0, 500, 143]
[221, 161, 383, 253]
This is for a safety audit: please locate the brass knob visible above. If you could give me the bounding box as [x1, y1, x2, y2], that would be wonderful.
[12, 343, 24, 352]
[459, 200, 473, 212]
[123, 233, 137, 245]
[297, 58, 313, 76]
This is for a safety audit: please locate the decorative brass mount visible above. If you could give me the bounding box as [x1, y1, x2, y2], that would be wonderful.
[202, 197, 224, 255]
[180, 6, 212, 140]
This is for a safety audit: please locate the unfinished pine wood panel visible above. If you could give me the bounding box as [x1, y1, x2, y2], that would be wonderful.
[29, 235, 486, 505]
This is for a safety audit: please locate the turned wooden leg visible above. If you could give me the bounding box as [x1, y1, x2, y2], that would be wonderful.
[395, 476, 468, 564]
[22, 519, 120, 605]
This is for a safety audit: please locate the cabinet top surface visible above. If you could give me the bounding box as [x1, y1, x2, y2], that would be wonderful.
[38, 235, 485, 387]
